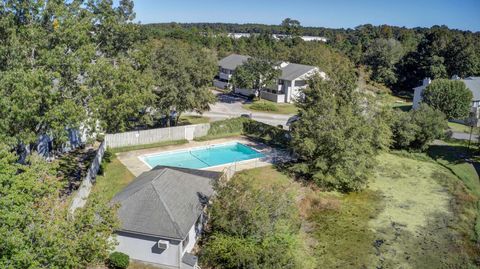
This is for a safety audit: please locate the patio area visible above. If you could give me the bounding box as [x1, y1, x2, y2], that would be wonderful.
[116, 136, 290, 176]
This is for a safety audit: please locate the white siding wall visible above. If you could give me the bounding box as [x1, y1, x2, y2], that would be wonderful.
[115, 234, 181, 268]
[183, 225, 197, 254]
[260, 91, 285, 103]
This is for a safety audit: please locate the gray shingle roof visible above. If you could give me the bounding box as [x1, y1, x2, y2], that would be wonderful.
[280, 63, 317, 81]
[111, 166, 222, 239]
[462, 77, 480, 101]
[218, 54, 250, 70]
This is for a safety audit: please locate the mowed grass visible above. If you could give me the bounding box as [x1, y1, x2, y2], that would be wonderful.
[448, 121, 479, 134]
[110, 139, 188, 154]
[91, 157, 135, 201]
[178, 115, 210, 126]
[243, 100, 298, 115]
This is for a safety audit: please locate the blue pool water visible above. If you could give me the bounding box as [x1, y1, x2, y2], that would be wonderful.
[142, 142, 265, 169]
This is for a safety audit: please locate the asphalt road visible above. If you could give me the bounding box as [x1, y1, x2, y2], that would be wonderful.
[188, 91, 293, 128]
[451, 131, 479, 141]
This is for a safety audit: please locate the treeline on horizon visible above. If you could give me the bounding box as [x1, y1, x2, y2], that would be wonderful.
[143, 22, 480, 93]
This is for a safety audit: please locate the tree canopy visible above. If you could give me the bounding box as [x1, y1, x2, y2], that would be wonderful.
[0, 146, 117, 268]
[290, 72, 390, 192]
[231, 57, 281, 96]
[391, 104, 447, 151]
[201, 174, 312, 269]
[422, 79, 473, 120]
[145, 39, 217, 125]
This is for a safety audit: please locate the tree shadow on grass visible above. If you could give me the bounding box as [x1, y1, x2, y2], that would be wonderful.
[427, 144, 475, 165]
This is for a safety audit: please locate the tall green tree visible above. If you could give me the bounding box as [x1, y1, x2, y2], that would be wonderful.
[364, 38, 404, 86]
[290, 72, 390, 192]
[0, 147, 118, 268]
[281, 18, 302, 37]
[0, 0, 148, 149]
[146, 39, 217, 125]
[231, 57, 281, 97]
[422, 79, 472, 119]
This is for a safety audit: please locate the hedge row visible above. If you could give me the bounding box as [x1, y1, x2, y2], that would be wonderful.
[196, 117, 290, 148]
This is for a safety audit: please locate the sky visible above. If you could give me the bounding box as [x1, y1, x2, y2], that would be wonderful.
[130, 0, 480, 32]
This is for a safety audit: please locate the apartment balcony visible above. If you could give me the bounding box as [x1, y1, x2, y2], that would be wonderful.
[260, 87, 285, 103]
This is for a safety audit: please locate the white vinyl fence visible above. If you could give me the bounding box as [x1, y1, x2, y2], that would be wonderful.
[105, 124, 210, 148]
[69, 141, 106, 214]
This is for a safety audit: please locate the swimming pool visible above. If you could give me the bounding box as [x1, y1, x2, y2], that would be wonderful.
[141, 142, 265, 169]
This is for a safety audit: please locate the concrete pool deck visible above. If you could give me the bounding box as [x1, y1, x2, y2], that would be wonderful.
[116, 136, 290, 176]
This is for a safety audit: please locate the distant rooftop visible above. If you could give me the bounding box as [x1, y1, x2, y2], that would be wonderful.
[227, 33, 328, 42]
[280, 63, 317, 81]
[219, 54, 319, 80]
[111, 166, 222, 240]
[218, 54, 250, 70]
[462, 76, 480, 101]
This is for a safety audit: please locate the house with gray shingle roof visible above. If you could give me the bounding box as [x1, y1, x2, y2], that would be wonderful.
[111, 166, 222, 269]
[413, 76, 480, 126]
[213, 54, 326, 103]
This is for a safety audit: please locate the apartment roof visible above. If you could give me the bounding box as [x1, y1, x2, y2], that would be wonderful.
[462, 77, 480, 101]
[280, 63, 318, 81]
[111, 166, 222, 240]
[218, 54, 250, 70]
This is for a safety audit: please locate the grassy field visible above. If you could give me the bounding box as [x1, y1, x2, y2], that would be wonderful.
[448, 121, 479, 134]
[243, 100, 298, 114]
[110, 139, 188, 154]
[229, 152, 480, 268]
[177, 115, 210, 126]
[91, 157, 135, 201]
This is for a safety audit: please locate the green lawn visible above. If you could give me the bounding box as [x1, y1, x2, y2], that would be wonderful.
[243, 100, 298, 115]
[91, 157, 135, 201]
[110, 139, 188, 154]
[178, 115, 210, 126]
[448, 121, 478, 134]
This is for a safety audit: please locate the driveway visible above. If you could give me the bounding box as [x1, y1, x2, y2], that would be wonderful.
[451, 131, 479, 141]
[187, 91, 293, 127]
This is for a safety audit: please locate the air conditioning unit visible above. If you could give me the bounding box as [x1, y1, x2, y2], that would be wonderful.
[158, 240, 169, 250]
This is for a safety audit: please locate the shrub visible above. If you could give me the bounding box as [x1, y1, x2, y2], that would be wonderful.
[391, 104, 447, 151]
[108, 252, 129, 269]
[422, 79, 472, 119]
[249, 101, 278, 112]
[196, 117, 249, 140]
[243, 120, 289, 148]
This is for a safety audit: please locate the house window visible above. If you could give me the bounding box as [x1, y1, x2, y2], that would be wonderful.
[294, 80, 306, 87]
[278, 79, 284, 85]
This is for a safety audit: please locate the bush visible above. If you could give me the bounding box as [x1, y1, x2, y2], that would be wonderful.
[249, 101, 278, 112]
[196, 117, 290, 147]
[391, 104, 447, 151]
[422, 79, 472, 119]
[196, 117, 249, 140]
[108, 252, 129, 269]
[243, 120, 289, 148]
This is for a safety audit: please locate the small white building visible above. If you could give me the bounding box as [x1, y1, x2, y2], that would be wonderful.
[213, 54, 326, 103]
[111, 166, 222, 269]
[413, 76, 480, 125]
